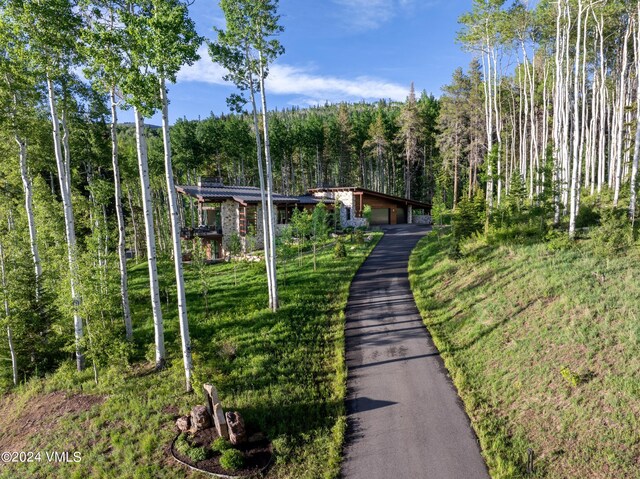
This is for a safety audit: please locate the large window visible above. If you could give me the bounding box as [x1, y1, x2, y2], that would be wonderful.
[202, 203, 222, 231]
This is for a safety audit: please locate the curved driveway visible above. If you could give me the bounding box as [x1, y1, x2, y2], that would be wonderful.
[342, 225, 489, 479]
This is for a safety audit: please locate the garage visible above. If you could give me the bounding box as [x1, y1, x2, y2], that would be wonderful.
[370, 208, 390, 225]
[396, 207, 407, 224]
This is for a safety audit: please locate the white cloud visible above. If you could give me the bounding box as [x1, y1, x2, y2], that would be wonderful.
[177, 48, 410, 104]
[330, 0, 438, 32]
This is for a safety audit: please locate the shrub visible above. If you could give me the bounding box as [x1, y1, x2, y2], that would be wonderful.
[211, 437, 233, 453]
[591, 208, 632, 256]
[353, 229, 364, 245]
[220, 448, 245, 471]
[334, 240, 347, 259]
[545, 229, 572, 251]
[174, 434, 190, 456]
[187, 446, 207, 462]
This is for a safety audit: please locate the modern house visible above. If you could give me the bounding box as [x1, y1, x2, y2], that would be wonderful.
[308, 187, 432, 227]
[176, 178, 432, 260]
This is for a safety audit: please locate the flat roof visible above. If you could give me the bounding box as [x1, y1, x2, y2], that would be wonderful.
[308, 187, 431, 209]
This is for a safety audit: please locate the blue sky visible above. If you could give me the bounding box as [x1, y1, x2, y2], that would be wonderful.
[121, 0, 474, 124]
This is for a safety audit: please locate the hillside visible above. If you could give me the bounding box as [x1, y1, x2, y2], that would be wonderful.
[0, 235, 380, 479]
[409, 230, 640, 478]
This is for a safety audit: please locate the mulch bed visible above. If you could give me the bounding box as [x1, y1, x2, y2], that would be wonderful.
[171, 426, 273, 478]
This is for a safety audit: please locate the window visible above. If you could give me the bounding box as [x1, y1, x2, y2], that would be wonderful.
[277, 207, 290, 224]
[245, 206, 257, 235]
[345, 207, 351, 221]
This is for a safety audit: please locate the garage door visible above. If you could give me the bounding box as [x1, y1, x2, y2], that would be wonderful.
[370, 208, 390, 225]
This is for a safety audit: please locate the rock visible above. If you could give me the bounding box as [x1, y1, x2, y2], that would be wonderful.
[213, 402, 229, 439]
[175, 415, 191, 433]
[203, 384, 221, 416]
[225, 411, 247, 445]
[190, 405, 211, 432]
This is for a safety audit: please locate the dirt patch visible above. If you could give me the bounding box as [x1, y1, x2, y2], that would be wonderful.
[0, 391, 104, 453]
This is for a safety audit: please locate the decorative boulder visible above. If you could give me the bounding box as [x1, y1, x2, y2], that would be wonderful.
[225, 411, 247, 445]
[190, 405, 211, 432]
[175, 415, 191, 433]
[213, 402, 229, 439]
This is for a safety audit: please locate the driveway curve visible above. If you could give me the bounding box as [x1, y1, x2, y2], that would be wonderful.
[342, 225, 489, 479]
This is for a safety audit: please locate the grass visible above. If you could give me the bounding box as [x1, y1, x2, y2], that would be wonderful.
[0, 234, 381, 479]
[409, 229, 640, 478]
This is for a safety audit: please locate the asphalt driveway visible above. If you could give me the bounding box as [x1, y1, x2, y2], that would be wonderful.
[342, 225, 489, 479]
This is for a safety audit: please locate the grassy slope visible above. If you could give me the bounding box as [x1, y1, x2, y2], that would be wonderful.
[409, 231, 640, 479]
[0, 234, 381, 479]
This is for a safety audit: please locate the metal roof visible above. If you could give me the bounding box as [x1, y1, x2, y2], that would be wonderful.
[308, 187, 432, 209]
[176, 185, 310, 205]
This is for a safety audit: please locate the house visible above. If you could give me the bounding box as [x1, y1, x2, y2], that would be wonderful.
[308, 187, 432, 227]
[176, 178, 432, 260]
[176, 178, 332, 260]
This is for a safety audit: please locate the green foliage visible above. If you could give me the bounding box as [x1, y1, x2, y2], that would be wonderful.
[186, 446, 207, 462]
[227, 233, 243, 257]
[219, 448, 244, 471]
[353, 229, 364, 245]
[211, 437, 233, 453]
[452, 192, 485, 241]
[560, 367, 581, 388]
[362, 204, 372, 225]
[334, 240, 347, 259]
[591, 208, 633, 256]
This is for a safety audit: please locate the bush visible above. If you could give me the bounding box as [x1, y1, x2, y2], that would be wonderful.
[211, 437, 233, 453]
[175, 433, 207, 462]
[220, 448, 245, 471]
[591, 208, 632, 256]
[187, 446, 207, 462]
[174, 434, 190, 456]
[334, 240, 347, 259]
[545, 229, 572, 251]
[353, 229, 364, 245]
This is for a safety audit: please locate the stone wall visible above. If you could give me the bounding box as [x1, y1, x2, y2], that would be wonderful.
[311, 190, 367, 228]
[221, 200, 239, 254]
[413, 214, 432, 225]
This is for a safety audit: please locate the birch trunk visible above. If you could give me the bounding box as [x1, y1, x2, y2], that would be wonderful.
[160, 77, 193, 391]
[259, 52, 279, 312]
[134, 107, 165, 368]
[246, 52, 274, 308]
[15, 135, 42, 292]
[0, 241, 17, 386]
[569, 1, 583, 239]
[110, 88, 133, 341]
[46, 77, 84, 371]
[630, 5, 640, 221]
[614, 21, 632, 206]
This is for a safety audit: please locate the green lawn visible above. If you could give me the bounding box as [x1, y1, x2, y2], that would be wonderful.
[409, 230, 640, 478]
[0, 234, 381, 479]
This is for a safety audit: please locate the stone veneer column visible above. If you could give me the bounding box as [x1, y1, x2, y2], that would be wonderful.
[221, 200, 239, 255]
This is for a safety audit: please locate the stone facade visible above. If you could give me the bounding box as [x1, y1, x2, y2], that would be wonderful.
[413, 214, 432, 225]
[221, 200, 239, 254]
[312, 190, 368, 228]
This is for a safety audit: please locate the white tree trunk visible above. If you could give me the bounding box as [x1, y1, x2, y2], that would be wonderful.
[15, 135, 42, 292]
[46, 77, 84, 371]
[160, 77, 193, 391]
[0, 241, 17, 386]
[110, 88, 133, 341]
[614, 21, 632, 206]
[134, 107, 165, 368]
[569, 1, 583, 239]
[630, 5, 640, 221]
[258, 53, 279, 311]
[246, 56, 274, 308]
